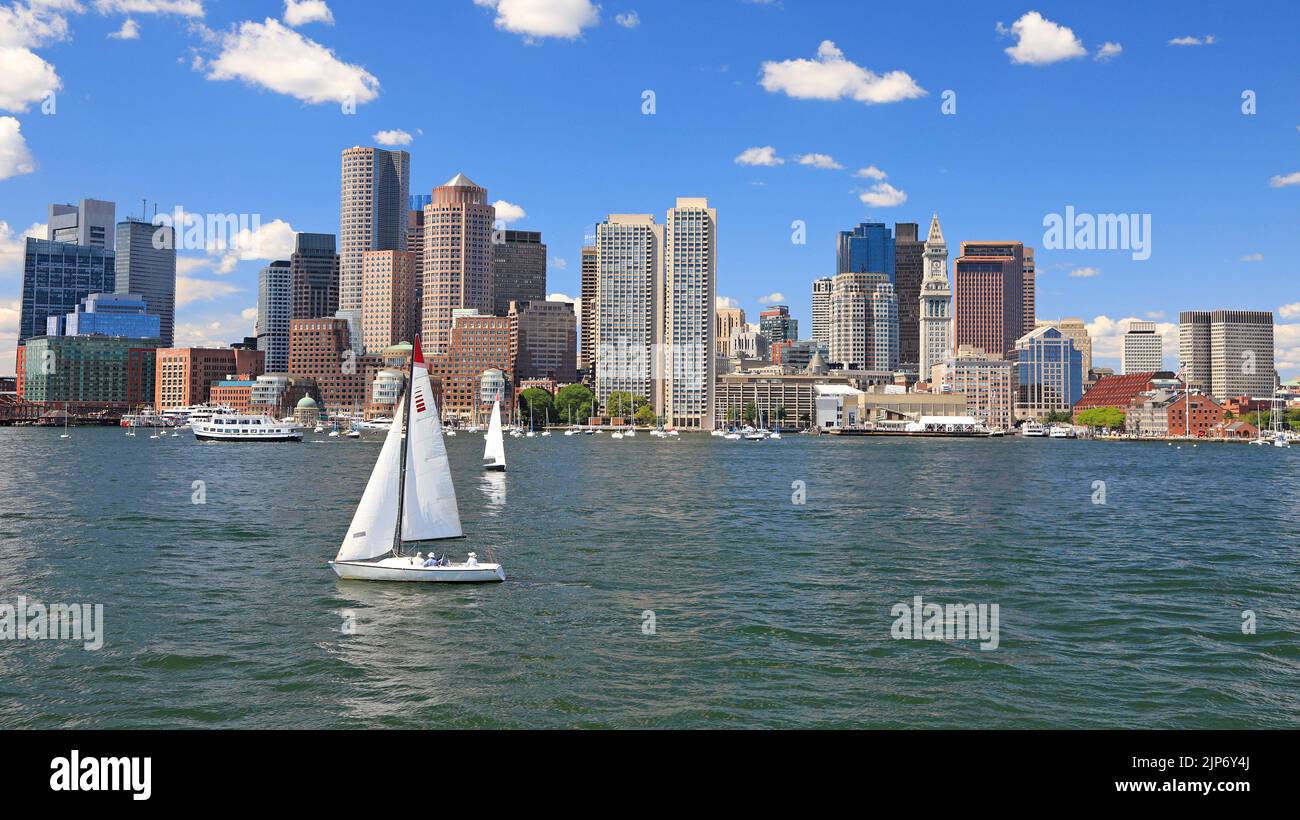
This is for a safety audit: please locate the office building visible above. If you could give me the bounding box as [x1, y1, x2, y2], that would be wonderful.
[716, 307, 746, 357]
[257, 260, 292, 373]
[954, 241, 1029, 360]
[422, 173, 495, 354]
[837, 221, 895, 278]
[115, 218, 177, 346]
[48, 199, 115, 249]
[426, 312, 511, 422]
[288, 318, 378, 414]
[19, 238, 117, 345]
[508, 299, 577, 383]
[155, 347, 264, 410]
[1037, 318, 1092, 378]
[894, 222, 924, 370]
[1121, 320, 1164, 375]
[931, 346, 1015, 431]
[1014, 325, 1083, 419]
[339, 146, 410, 313]
[811, 277, 833, 349]
[1179, 310, 1274, 401]
[46, 292, 159, 340]
[661, 197, 716, 430]
[493, 230, 547, 316]
[361, 250, 416, 353]
[828, 271, 898, 372]
[917, 214, 952, 380]
[20, 335, 159, 411]
[579, 245, 598, 375]
[759, 305, 798, 345]
[290, 232, 340, 321]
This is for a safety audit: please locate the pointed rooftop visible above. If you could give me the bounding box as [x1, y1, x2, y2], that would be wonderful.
[926, 213, 945, 245]
[442, 172, 481, 189]
[804, 350, 829, 375]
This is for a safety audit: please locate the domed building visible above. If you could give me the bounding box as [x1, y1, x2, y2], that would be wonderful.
[293, 394, 321, 426]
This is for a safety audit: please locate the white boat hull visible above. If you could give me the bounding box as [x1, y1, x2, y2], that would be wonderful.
[330, 556, 505, 583]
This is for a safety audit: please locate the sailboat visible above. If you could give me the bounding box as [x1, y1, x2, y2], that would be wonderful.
[483, 396, 507, 472]
[330, 337, 505, 583]
[59, 403, 71, 439]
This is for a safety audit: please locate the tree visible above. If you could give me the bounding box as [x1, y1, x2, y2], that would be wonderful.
[634, 404, 656, 426]
[1076, 406, 1125, 431]
[518, 388, 556, 425]
[607, 391, 647, 419]
[775, 405, 787, 424]
[725, 406, 738, 423]
[742, 401, 757, 425]
[1044, 409, 1074, 424]
[799, 412, 811, 427]
[555, 383, 596, 423]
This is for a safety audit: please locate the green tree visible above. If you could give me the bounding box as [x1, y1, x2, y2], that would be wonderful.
[634, 404, 656, 426]
[518, 388, 556, 425]
[775, 405, 787, 425]
[725, 405, 738, 423]
[554, 383, 596, 423]
[799, 412, 811, 427]
[1043, 409, 1073, 424]
[742, 401, 757, 425]
[606, 391, 647, 419]
[1076, 406, 1125, 430]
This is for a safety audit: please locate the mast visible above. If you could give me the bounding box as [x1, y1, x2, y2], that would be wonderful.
[391, 339, 417, 557]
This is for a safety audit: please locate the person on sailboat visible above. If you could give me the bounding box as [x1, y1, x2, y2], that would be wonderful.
[466, 552, 479, 567]
[423, 554, 438, 567]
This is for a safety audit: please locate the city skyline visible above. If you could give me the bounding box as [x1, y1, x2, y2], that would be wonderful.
[1, 1, 1298, 378]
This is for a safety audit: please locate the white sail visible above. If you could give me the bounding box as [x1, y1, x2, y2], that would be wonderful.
[402, 352, 464, 542]
[484, 399, 506, 468]
[335, 397, 405, 562]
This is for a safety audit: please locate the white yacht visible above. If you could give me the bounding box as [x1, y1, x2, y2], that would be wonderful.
[1048, 425, 1078, 439]
[191, 413, 303, 442]
[1021, 421, 1047, 437]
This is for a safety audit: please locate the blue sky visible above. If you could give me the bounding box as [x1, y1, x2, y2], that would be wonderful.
[2, 0, 1298, 377]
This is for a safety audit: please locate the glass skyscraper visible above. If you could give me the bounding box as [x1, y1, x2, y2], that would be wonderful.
[19, 238, 117, 344]
[115, 219, 177, 347]
[836, 221, 896, 280]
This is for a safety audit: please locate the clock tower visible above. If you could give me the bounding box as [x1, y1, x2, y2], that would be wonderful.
[918, 213, 952, 381]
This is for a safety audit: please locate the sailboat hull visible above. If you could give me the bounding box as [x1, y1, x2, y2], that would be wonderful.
[330, 556, 505, 583]
[484, 463, 506, 472]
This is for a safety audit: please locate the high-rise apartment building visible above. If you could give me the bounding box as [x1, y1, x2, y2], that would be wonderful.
[594, 213, 662, 411]
[360, 250, 416, 354]
[954, 241, 1028, 360]
[716, 307, 746, 357]
[837, 221, 895, 277]
[661, 197, 716, 430]
[894, 222, 924, 370]
[1121, 320, 1163, 375]
[290, 232, 339, 321]
[918, 214, 952, 380]
[759, 305, 798, 345]
[829, 271, 898, 371]
[426, 312, 511, 422]
[422, 173, 495, 354]
[1179, 310, 1275, 401]
[19, 238, 117, 345]
[339, 146, 410, 313]
[256, 260, 292, 373]
[406, 208, 425, 332]
[492, 230, 547, 316]
[579, 245, 598, 376]
[811, 277, 833, 348]
[115, 219, 177, 346]
[509, 299, 577, 383]
[48, 199, 115, 249]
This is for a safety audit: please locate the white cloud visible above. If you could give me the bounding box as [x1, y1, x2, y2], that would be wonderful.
[735, 145, 783, 167]
[93, 1, 205, 16]
[207, 218, 297, 273]
[1269, 171, 1300, 188]
[1240, 253, 1264, 262]
[614, 10, 638, 28]
[760, 40, 926, 105]
[0, 220, 46, 275]
[795, 152, 843, 170]
[283, 0, 333, 27]
[854, 165, 887, 180]
[1169, 35, 1214, 46]
[240, 306, 258, 322]
[1094, 41, 1122, 62]
[1279, 303, 1300, 319]
[177, 276, 243, 308]
[0, 297, 18, 375]
[108, 19, 140, 40]
[999, 12, 1086, 65]
[373, 128, 413, 146]
[0, 3, 72, 49]
[550, 256, 567, 270]
[547, 292, 575, 303]
[716, 295, 739, 310]
[858, 182, 907, 208]
[1145, 311, 1166, 320]
[173, 312, 256, 350]
[0, 116, 36, 179]
[1068, 266, 1101, 278]
[474, 0, 599, 41]
[757, 292, 786, 305]
[492, 200, 527, 224]
[206, 18, 379, 106]
[0, 45, 61, 112]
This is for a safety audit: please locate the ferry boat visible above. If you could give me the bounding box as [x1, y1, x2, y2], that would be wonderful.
[191, 413, 303, 442]
[1021, 421, 1047, 437]
[120, 409, 175, 428]
[1048, 425, 1078, 439]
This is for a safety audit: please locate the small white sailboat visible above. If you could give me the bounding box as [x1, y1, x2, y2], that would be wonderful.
[483, 397, 507, 472]
[59, 403, 72, 439]
[330, 337, 504, 583]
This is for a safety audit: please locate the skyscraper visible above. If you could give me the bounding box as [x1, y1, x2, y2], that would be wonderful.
[1023, 247, 1036, 328]
[256, 260, 292, 373]
[661, 197, 716, 430]
[361, 250, 416, 353]
[759, 305, 798, 345]
[339, 146, 410, 313]
[811, 277, 833, 348]
[19, 239, 116, 345]
[595, 213, 662, 411]
[1015, 325, 1083, 419]
[1121, 320, 1163, 375]
[47, 199, 115, 249]
[837, 221, 895, 278]
[509, 299, 577, 383]
[422, 173, 495, 355]
[716, 307, 746, 356]
[894, 222, 924, 370]
[918, 214, 952, 380]
[406, 208, 425, 334]
[492, 230, 547, 316]
[954, 241, 1028, 360]
[114, 219, 177, 347]
[579, 244, 598, 376]
[290, 232, 339, 320]
[1179, 310, 1275, 401]
[829, 271, 897, 371]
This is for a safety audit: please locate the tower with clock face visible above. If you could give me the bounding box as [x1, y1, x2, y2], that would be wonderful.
[918, 213, 952, 381]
